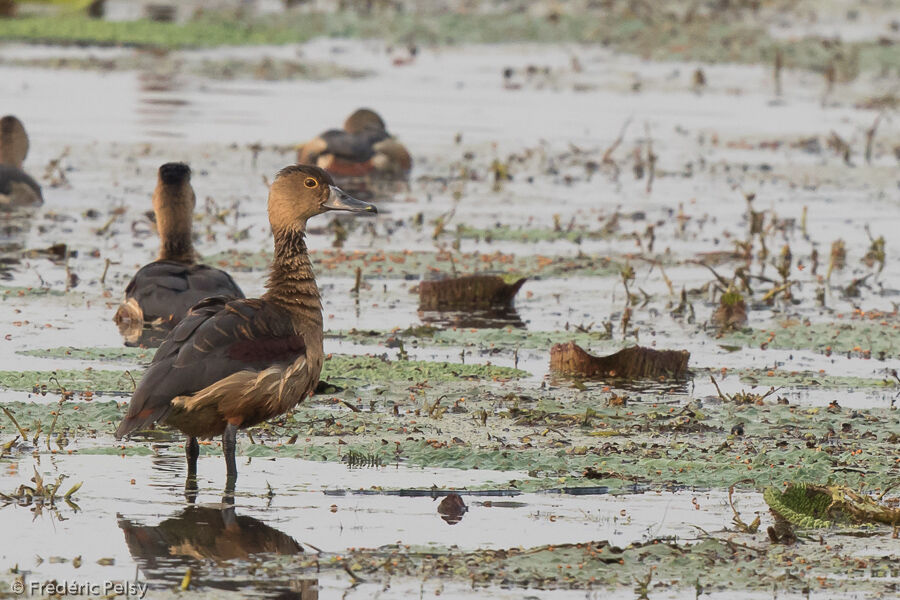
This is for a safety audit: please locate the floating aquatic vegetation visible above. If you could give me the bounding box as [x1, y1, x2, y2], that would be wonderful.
[17, 346, 150, 362]
[0, 369, 137, 394]
[549, 343, 689, 379]
[721, 316, 900, 359]
[0, 285, 65, 297]
[206, 248, 620, 279]
[278, 535, 900, 595]
[729, 367, 896, 390]
[4, 387, 899, 493]
[764, 483, 900, 529]
[454, 224, 607, 244]
[0, 6, 894, 76]
[321, 355, 527, 385]
[0, 355, 525, 394]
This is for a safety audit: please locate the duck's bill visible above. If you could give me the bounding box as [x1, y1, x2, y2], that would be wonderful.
[323, 186, 377, 214]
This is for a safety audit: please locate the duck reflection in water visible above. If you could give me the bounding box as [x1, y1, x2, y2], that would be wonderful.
[417, 275, 528, 330]
[118, 495, 317, 599]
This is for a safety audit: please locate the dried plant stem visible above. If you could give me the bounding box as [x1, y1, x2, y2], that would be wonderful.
[865, 113, 883, 165]
[1, 406, 28, 441]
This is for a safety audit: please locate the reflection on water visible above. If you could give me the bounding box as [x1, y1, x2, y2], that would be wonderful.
[547, 373, 693, 394]
[437, 493, 467, 525]
[0, 206, 35, 277]
[119, 500, 318, 598]
[418, 307, 526, 330]
[137, 66, 190, 140]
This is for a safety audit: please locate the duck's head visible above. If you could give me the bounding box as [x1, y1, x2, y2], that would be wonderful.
[268, 164, 376, 231]
[0, 115, 30, 169]
[343, 108, 386, 134]
[153, 162, 196, 241]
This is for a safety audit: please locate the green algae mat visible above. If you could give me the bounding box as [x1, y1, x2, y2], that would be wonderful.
[14, 345, 899, 398]
[722, 318, 900, 360]
[296, 537, 900, 594]
[205, 248, 621, 279]
[4, 378, 898, 494]
[1, 10, 897, 77]
[0, 354, 526, 395]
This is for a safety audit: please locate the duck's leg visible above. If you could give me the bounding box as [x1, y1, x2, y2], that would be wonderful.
[223, 423, 238, 485]
[185, 436, 199, 476]
[184, 436, 200, 503]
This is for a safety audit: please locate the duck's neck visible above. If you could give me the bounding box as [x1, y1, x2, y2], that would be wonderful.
[264, 227, 323, 325]
[157, 232, 195, 263]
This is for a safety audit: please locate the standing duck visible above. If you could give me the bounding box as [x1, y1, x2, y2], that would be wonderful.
[115, 165, 376, 486]
[0, 115, 42, 207]
[114, 162, 244, 346]
[296, 108, 412, 179]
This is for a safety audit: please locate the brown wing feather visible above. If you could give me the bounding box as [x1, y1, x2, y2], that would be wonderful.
[118, 260, 244, 327]
[115, 297, 305, 438]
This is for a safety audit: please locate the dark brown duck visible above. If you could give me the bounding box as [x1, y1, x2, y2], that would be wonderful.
[0, 115, 43, 207]
[115, 165, 376, 484]
[113, 163, 244, 345]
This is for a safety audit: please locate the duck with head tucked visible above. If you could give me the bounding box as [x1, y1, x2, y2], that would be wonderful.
[114, 163, 245, 346]
[0, 115, 42, 207]
[115, 165, 376, 487]
[297, 108, 412, 180]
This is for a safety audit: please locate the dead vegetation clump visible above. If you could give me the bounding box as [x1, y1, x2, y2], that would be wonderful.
[712, 288, 748, 331]
[0, 467, 82, 513]
[418, 274, 527, 310]
[709, 375, 781, 405]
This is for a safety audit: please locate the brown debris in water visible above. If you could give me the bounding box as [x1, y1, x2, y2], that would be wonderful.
[437, 493, 467, 525]
[418, 274, 526, 310]
[549, 342, 689, 379]
[712, 289, 748, 331]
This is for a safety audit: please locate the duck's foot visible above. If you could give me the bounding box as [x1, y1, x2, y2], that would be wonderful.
[222, 483, 236, 506]
[184, 476, 198, 504]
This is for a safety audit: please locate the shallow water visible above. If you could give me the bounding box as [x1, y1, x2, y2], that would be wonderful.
[0, 452, 767, 593]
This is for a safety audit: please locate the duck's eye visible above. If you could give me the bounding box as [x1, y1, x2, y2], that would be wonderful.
[304, 178, 318, 188]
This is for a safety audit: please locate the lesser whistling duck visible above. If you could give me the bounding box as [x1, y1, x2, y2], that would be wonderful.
[0, 115, 42, 207]
[113, 162, 245, 346]
[115, 165, 376, 485]
[296, 108, 412, 178]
